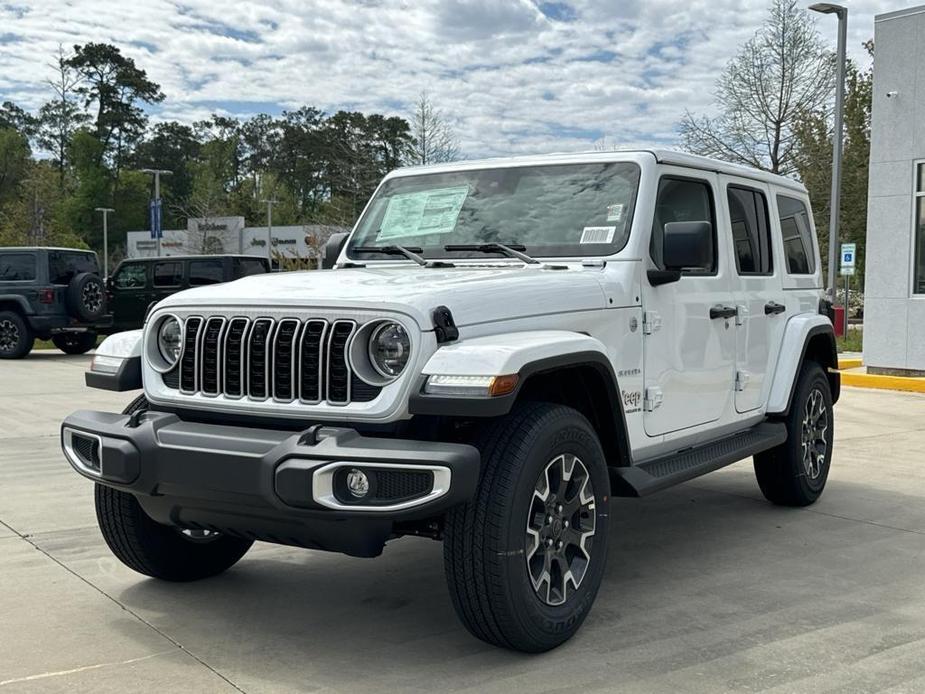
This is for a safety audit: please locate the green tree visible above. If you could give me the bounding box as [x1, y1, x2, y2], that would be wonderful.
[794, 41, 873, 287]
[0, 128, 31, 207]
[132, 121, 201, 227]
[679, 0, 834, 175]
[66, 42, 165, 171]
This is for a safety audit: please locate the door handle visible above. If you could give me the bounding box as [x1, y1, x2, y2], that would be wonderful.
[764, 301, 786, 315]
[710, 305, 738, 320]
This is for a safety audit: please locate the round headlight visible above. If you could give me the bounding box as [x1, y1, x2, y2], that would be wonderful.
[368, 321, 411, 378]
[157, 317, 182, 366]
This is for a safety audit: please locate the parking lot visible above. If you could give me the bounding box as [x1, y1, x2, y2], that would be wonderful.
[0, 353, 923, 693]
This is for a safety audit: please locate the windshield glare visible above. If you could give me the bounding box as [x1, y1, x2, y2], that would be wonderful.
[348, 162, 641, 259]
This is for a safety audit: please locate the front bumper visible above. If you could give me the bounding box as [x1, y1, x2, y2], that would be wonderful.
[61, 410, 480, 557]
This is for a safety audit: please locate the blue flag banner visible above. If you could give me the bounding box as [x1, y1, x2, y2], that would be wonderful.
[149, 199, 162, 239]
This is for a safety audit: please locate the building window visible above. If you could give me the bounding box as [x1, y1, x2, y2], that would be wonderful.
[915, 163, 925, 294]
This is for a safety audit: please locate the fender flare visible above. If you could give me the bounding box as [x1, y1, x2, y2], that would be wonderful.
[408, 330, 632, 465]
[85, 330, 144, 391]
[766, 315, 839, 414]
[0, 294, 33, 315]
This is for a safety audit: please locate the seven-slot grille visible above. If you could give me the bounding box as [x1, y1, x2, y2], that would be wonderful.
[168, 316, 381, 405]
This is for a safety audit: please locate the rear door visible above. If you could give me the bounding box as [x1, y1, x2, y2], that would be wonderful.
[721, 179, 784, 413]
[110, 262, 150, 330]
[642, 170, 737, 436]
[151, 260, 184, 305]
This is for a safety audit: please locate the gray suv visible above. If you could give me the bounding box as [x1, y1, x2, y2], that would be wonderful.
[0, 247, 110, 359]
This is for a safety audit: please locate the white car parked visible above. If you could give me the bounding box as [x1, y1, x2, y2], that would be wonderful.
[62, 150, 839, 652]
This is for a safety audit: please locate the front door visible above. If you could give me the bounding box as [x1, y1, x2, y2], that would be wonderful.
[643, 171, 736, 437]
[110, 262, 151, 330]
[721, 179, 781, 413]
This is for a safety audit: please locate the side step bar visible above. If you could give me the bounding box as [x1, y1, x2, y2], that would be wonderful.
[610, 422, 787, 497]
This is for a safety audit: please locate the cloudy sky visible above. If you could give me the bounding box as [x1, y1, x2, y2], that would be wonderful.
[0, 0, 906, 158]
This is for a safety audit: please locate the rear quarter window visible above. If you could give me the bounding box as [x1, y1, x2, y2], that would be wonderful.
[0, 254, 36, 281]
[232, 257, 269, 278]
[189, 259, 224, 286]
[48, 251, 98, 284]
[776, 195, 816, 275]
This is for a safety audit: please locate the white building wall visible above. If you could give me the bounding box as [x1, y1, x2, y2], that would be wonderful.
[864, 6, 925, 372]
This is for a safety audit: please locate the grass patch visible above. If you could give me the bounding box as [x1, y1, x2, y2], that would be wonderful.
[837, 328, 863, 353]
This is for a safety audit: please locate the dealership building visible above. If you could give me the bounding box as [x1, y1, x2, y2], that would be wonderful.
[864, 6, 925, 375]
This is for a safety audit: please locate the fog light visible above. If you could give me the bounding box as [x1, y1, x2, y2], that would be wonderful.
[346, 468, 370, 498]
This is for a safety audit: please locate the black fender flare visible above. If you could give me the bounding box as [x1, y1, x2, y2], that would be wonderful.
[0, 294, 33, 315]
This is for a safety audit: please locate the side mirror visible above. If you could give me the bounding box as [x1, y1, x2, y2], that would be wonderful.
[648, 221, 713, 286]
[322, 232, 349, 270]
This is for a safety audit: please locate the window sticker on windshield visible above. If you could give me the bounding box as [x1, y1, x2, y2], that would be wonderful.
[378, 185, 469, 240]
[606, 204, 624, 222]
[580, 226, 616, 244]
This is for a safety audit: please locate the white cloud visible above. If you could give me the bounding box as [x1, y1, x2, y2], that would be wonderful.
[0, 0, 898, 158]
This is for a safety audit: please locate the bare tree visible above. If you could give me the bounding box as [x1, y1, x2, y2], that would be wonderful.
[36, 46, 88, 179]
[678, 0, 834, 175]
[409, 91, 460, 166]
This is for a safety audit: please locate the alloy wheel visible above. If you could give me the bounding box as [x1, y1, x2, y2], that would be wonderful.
[0, 319, 20, 353]
[82, 282, 103, 313]
[525, 453, 596, 606]
[801, 387, 828, 480]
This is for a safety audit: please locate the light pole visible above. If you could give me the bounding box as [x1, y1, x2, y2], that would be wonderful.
[141, 168, 172, 257]
[261, 199, 278, 265]
[809, 3, 847, 306]
[94, 207, 115, 278]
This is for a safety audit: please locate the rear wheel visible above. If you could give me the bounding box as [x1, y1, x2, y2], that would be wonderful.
[0, 310, 33, 359]
[94, 395, 253, 581]
[443, 402, 610, 652]
[754, 362, 834, 506]
[52, 332, 97, 355]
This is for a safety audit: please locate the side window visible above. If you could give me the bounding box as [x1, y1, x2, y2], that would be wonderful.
[727, 186, 773, 275]
[0, 254, 36, 281]
[232, 257, 268, 279]
[48, 252, 97, 284]
[650, 177, 717, 273]
[153, 262, 183, 288]
[189, 259, 224, 286]
[777, 195, 815, 275]
[113, 264, 147, 290]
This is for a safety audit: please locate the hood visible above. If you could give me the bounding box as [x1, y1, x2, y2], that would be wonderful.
[156, 264, 615, 328]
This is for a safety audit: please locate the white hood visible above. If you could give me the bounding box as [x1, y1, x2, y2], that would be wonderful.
[155, 264, 614, 329]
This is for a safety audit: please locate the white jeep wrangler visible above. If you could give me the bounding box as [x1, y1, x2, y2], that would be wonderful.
[62, 150, 839, 652]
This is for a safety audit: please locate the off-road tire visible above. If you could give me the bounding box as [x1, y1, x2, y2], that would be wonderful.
[754, 362, 834, 507]
[66, 272, 106, 322]
[52, 332, 97, 355]
[0, 310, 34, 359]
[94, 395, 253, 581]
[443, 402, 611, 652]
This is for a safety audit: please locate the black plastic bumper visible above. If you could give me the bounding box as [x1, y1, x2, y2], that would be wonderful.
[61, 410, 480, 557]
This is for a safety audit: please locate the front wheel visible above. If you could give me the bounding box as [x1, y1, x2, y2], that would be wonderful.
[52, 332, 97, 355]
[754, 362, 834, 506]
[444, 403, 611, 652]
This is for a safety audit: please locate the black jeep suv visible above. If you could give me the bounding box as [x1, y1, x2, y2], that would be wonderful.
[0, 247, 110, 359]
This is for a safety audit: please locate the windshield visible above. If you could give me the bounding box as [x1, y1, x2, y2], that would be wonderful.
[347, 162, 641, 259]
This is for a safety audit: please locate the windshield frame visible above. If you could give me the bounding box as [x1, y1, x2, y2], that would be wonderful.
[346, 161, 642, 261]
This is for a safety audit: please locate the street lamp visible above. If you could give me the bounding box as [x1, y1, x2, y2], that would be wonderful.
[809, 2, 847, 306]
[94, 207, 115, 278]
[141, 168, 172, 257]
[261, 199, 278, 265]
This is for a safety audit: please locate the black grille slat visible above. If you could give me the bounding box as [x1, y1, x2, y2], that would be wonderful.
[272, 320, 300, 401]
[200, 318, 225, 395]
[180, 317, 202, 392]
[374, 470, 433, 501]
[327, 321, 355, 404]
[248, 319, 273, 399]
[299, 320, 327, 402]
[73, 435, 100, 467]
[223, 318, 249, 397]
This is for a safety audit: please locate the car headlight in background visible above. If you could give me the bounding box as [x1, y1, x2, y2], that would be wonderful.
[368, 321, 411, 378]
[157, 316, 182, 366]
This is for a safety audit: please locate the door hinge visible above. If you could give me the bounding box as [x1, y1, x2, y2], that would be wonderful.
[642, 311, 662, 335]
[735, 370, 750, 392]
[644, 386, 663, 412]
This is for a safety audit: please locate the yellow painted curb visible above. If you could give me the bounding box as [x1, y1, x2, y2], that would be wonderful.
[840, 371, 925, 393]
[838, 357, 863, 370]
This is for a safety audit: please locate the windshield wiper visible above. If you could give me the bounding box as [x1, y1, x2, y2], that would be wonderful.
[352, 245, 454, 268]
[444, 243, 541, 265]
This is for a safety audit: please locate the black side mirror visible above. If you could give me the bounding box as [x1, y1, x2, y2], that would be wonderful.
[648, 221, 713, 286]
[322, 232, 349, 270]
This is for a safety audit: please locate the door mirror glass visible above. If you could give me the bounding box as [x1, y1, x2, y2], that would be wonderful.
[662, 221, 713, 271]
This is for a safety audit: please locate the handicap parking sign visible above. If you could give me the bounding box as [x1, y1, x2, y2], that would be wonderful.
[841, 243, 856, 269]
